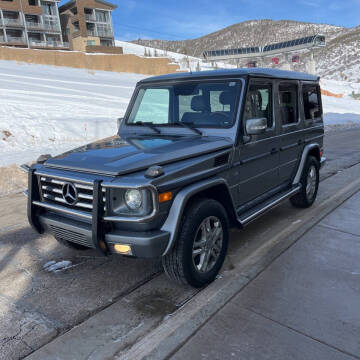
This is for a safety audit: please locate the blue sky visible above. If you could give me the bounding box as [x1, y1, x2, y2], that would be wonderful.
[59, 0, 360, 40]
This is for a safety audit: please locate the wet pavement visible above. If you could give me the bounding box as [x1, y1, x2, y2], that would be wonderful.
[171, 191, 360, 360]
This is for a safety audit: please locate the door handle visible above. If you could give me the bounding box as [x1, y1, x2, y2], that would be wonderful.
[270, 148, 278, 155]
[297, 139, 303, 145]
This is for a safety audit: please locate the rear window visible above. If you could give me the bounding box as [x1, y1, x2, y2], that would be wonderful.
[303, 85, 322, 120]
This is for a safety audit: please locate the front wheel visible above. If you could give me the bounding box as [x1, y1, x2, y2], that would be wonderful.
[162, 198, 229, 288]
[290, 155, 320, 208]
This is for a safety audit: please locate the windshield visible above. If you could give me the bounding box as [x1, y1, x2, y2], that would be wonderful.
[127, 81, 242, 128]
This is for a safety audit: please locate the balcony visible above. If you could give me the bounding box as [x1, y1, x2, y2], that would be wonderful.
[6, 36, 26, 44]
[26, 21, 43, 30]
[85, 14, 96, 22]
[30, 40, 69, 48]
[2, 18, 23, 27]
[97, 28, 113, 38]
[87, 29, 97, 37]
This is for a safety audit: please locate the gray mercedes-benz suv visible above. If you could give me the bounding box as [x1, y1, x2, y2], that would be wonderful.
[26, 68, 326, 287]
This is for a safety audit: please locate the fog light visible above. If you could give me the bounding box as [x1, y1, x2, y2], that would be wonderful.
[114, 244, 133, 255]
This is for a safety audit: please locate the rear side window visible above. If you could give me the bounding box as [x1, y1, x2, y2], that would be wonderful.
[243, 82, 273, 129]
[303, 85, 322, 120]
[279, 83, 298, 125]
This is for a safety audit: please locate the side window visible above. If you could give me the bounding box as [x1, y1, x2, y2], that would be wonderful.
[279, 83, 298, 125]
[243, 82, 273, 129]
[303, 85, 322, 120]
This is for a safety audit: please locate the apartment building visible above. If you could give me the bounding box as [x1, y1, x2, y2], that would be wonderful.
[59, 0, 116, 52]
[0, 0, 67, 49]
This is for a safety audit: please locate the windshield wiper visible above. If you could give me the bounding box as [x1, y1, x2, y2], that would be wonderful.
[176, 122, 203, 136]
[134, 121, 161, 134]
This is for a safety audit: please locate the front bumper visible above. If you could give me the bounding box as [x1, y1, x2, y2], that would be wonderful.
[39, 212, 170, 258]
[27, 168, 169, 258]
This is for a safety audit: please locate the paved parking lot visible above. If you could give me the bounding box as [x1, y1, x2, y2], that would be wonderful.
[1, 128, 360, 359]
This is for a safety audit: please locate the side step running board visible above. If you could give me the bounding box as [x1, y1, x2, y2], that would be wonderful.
[237, 185, 302, 226]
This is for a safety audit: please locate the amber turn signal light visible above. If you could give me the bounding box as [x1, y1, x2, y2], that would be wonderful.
[158, 191, 172, 203]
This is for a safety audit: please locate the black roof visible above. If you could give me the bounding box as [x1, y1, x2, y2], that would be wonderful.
[139, 68, 319, 84]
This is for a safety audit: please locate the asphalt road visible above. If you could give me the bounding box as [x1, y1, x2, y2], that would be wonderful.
[1, 127, 360, 360]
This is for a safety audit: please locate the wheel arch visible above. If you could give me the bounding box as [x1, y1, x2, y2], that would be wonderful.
[293, 144, 320, 185]
[161, 178, 237, 256]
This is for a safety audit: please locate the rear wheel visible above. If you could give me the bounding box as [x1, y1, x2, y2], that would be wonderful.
[290, 155, 320, 208]
[162, 198, 229, 288]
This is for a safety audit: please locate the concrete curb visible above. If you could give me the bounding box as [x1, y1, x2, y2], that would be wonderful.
[119, 163, 360, 360]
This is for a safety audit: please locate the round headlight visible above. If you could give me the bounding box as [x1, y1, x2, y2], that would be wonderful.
[124, 189, 143, 210]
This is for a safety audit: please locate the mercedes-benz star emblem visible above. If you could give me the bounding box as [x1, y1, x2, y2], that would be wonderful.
[62, 182, 78, 205]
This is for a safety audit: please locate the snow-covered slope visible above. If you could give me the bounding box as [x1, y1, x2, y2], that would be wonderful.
[115, 40, 234, 72]
[0, 60, 145, 166]
[1, 60, 360, 168]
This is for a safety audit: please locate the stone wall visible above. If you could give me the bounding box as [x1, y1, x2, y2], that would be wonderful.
[0, 46, 179, 75]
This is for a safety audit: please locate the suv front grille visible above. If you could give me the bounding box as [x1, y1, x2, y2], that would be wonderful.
[38, 176, 105, 215]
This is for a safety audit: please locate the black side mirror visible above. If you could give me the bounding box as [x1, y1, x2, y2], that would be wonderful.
[117, 117, 124, 130]
[245, 117, 267, 135]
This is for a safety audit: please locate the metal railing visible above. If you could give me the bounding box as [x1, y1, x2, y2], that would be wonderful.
[26, 21, 61, 31]
[2, 18, 23, 26]
[6, 36, 26, 44]
[97, 29, 113, 37]
[0, 36, 5, 43]
[85, 14, 96, 21]
[30, 40, 69, 48]
[87, 29, 97, 36]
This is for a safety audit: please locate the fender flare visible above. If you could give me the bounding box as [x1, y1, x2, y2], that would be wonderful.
[161, 177, 235, 256]
[292, 144, 320, 185]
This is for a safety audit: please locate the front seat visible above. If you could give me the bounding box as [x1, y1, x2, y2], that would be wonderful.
[181, 95, 210, 124]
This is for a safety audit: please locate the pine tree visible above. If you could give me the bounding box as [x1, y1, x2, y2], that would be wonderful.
[154, 48, 158, 57]
[196, 61, 201, 72]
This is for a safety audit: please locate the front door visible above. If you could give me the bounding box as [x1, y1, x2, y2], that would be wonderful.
[237, 78, 280, 206]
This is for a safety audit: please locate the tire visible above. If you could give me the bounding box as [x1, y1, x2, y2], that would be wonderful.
[162, 198, 229, 288]
[54, 236, 89, 250]
[290, 155, 320, 208]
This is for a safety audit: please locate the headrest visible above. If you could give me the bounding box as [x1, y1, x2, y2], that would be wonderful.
[281, 92, 292, 104]
[219, 91, 236, 105]
[191, 96, 207, 112]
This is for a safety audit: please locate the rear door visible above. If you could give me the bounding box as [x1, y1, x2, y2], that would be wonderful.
[277, 81, 304, 184]
[237, 78, 280, 205]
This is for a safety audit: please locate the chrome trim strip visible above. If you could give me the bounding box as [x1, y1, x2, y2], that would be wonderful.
[36, 171, 94, 185]
[32, 201, 92, 220]
[240, 185, 301, 225]
[40, 177, 93, 190]
[42, 194, 93, 209]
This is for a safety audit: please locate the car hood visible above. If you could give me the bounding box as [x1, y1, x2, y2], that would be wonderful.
[44, 134, 233, 176]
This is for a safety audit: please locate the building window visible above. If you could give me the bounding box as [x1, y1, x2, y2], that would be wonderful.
[87, 40, 96, 46]
[28, 0, 37, 6]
